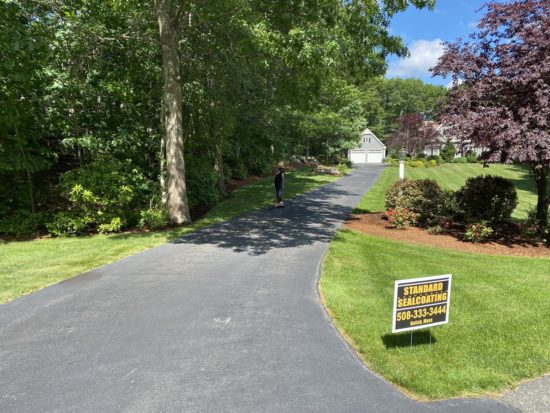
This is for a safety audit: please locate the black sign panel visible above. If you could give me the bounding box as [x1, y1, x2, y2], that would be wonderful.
[392, 274, 452, 333]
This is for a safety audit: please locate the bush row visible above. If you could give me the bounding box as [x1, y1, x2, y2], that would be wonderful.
[0, 155, 289, 237]
[385, 175, 518, 230]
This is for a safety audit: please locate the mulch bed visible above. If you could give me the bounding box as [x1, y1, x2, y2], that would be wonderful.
[345, 213, 550, 258]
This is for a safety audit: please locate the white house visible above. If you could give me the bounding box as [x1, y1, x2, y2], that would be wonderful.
[424, 124, 485, 157]
[348, 128, 386, 164]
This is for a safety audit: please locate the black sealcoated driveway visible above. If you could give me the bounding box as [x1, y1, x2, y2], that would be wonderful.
[0, 165, 517, 412]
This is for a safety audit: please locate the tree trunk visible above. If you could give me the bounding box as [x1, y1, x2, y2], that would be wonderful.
[15, 127, 35, 213]
[160, 135, 167, 205]
[534, 165, 549, 231]
[214, 143, 226, 195]
[155, 0, 191, 224]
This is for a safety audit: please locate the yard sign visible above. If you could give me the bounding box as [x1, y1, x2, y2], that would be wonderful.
[392, 274, 452, 333]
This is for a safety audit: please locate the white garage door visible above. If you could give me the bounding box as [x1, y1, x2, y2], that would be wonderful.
[350, 150, 366, 164]
[366, 150, 383, 164]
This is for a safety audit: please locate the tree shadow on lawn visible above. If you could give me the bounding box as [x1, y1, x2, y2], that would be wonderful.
[495, 164, 538, 197]
[382, 330, 437, 348]
[172, 185, 356, 256]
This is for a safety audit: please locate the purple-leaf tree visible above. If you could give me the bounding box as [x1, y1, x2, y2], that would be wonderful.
[387, 113, 437, 157]
[432, 0, 550, 230]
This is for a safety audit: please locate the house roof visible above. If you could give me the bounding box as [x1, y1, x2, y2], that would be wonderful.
[361, 128, 386, 149]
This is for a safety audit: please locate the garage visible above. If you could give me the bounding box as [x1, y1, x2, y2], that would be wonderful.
[366, 150, 383, 164]
[348, 128, 386, 165]
[350, 150, 366, 164]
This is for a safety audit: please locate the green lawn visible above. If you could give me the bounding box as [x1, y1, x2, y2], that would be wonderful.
[0, 168, 340, 304]
[355, 163, 538, 220]
[320, 230, 550, 399]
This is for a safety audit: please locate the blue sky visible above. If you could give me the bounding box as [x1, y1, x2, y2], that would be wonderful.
[386, 0, 497, 86]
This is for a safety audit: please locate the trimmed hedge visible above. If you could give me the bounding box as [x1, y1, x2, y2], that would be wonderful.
[385, 179, 446, 227]
[456, 175, 518, 224]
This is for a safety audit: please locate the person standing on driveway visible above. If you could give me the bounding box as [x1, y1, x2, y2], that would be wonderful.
[274, 166, 285, 207]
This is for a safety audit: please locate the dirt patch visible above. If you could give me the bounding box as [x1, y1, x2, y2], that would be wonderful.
[345, 213, 550, 258]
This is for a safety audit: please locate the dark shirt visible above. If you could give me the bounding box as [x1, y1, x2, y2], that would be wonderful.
[274, 170, 284, 189]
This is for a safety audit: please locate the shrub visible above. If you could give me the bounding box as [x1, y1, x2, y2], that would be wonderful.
[426, 160, 438, 168]
[456, 175, 518, 225]
[453, 157, 468, 164]
[464, 222, 493, 242]
[186, 159, 221, 209]
[0, 211, 50, 237]
[46, 213, 94, 237]
[389, 159, 399, 167]
[407, 160, 425, 168]
[521, 207, 549, 244]
[98, 217, 124, 234]
[427, 155, 443, 165]
[466, 151, 478, 163]
[442, 189, 464, 222]
[385, 179, 446, 227]
[56, 157, 153, 234]
[440, 142, 456, 162]
[385, 207, 417, 229]
[426, 225, 443, 234]
[228, 159, 248, 180]
[138, 206, 169, 230]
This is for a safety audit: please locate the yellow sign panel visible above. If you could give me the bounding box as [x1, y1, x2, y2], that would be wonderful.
[392, 274, 452, 333]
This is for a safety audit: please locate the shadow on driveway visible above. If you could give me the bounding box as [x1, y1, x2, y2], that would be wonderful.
[172, 185, 354, 256]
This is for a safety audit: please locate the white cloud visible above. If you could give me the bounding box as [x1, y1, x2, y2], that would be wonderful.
[386, 39, 445, 78]
[446, 77, 464, 89]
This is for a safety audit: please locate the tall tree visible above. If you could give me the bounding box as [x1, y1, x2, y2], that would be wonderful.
[155, 0, 191, 224]
[432, 0, 550, 230]
[386, 113, 437, 156]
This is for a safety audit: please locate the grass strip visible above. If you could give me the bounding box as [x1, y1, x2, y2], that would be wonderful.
[0, 168, 340, 303]
[320, 229, 550, 399]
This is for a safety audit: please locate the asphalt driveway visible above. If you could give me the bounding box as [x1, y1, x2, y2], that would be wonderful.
[0, 165, 517, 412]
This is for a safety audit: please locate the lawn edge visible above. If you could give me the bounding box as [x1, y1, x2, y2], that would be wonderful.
[317, 228, 532, 403]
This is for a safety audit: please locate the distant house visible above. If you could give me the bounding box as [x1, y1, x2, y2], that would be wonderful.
[423, 124, 485, 158]
[348, 128, 386, 164]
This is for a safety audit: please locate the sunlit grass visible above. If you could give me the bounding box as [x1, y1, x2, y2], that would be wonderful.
[320, 229, 550, 399]
[354, 163, 538, 220]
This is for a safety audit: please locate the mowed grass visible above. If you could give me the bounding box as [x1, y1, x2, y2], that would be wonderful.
[320, 230, 550, 399]
[0, 168, 340, 304]
[354, 163, 537, 220]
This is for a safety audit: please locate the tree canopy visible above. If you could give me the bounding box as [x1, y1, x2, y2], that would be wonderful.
[432, 0, 550, 229]
[0, 0, 437, 235]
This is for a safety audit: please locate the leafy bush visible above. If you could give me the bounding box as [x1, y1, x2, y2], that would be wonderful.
[456, 175, 518, 225]
[138, 206, 169, 230]
[385, 207, 416, 229]
[46, 213, 93, 237]
[0, 211, 50, 237]
[228, 159, 248, 180]
[55, 157, 153, 235]
[466, 151, 478, 163]
[186, 160, 221, 209]
[389, 159, 399, 167]
[464, 222, 493, 242]
[426, 225, 443, 234]
[453, 156, 468, 164]
[440, 142, 456, 162]
[521, 207, 549, 244]
[98, 217, 124, 234]
[385, 179, 446, 227]
[427, 155, 443, 165]
[426, 159, 438, 168]
[407, 160, 425, 168]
